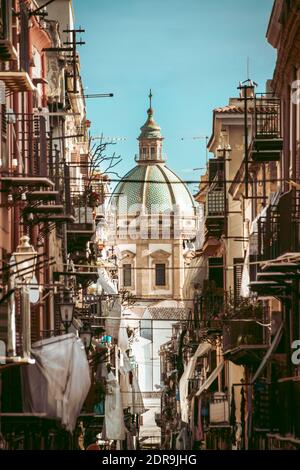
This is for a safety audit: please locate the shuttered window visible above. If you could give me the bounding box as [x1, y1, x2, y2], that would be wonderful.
[0, 0, 11, 41]
[233, 257, 244, 305]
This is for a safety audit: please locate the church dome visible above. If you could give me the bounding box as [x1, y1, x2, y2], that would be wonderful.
[109, 93, 196, 217]
[111, 163, 196, 216]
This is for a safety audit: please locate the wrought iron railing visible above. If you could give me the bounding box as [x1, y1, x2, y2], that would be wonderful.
[255, 189, 300, 262]
[223, 320, 265, 353]
[254, 95, 282, 139]
[276, 377, 300, 439]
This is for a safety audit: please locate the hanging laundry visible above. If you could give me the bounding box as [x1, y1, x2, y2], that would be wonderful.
[104, 371, 126, 441]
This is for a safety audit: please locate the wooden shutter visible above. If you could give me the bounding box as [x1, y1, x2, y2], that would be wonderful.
[64, 163, 71, 214]
[54, 292, 62, 332]
[33, 115, 48, 177]
[19, 2, 30, 73]
[31, 304, 40, 343]
[233, 257, 244, 305]
[0, 0, 12, 41]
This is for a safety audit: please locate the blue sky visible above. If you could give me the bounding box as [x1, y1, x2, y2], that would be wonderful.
[73, 0, 276, 193]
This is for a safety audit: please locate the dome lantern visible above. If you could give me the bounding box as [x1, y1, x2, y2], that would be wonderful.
[137, 90, 164, 163]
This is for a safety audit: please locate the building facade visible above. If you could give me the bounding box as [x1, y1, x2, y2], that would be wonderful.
[0, 0, 142, 451]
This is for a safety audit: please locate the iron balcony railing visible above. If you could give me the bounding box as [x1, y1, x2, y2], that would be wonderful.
[276, 376, 300, 439]
[194, 282, 225, 330]
[67, 194, 95, 233]
[253, 189, 300, 263]
[223, 320, 265, 353]
[250, 94, 283, 163]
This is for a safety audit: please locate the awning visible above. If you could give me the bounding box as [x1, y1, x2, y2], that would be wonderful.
[196, 361, 224, 397]
[182, 254, 208, 310]
[179, 342, 212, 423]
[240, 245, 250, 298]
[251, 322, 284, 384]
[188, 343, 212, 379]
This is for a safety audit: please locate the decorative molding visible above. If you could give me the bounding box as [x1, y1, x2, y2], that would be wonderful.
[149, 249, 171, 259]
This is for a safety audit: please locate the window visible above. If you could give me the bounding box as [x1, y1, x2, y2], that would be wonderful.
[123, 264, 132, 287]
[150, 147, 156, 159]
[155, 263, 166, 286]
[208, 257, 224, 289]
[142, 147, 147, 159]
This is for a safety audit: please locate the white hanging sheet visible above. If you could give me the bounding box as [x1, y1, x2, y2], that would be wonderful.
[22, 334, 91, 432]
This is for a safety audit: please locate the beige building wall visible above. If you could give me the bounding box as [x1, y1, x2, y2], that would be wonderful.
[208, 101, 245, 292]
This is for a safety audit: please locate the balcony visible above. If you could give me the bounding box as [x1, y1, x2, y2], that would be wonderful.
[253, 382, 278, 432]
[250, 95, 282, 163]
[194, 283, 224, 336]
[249, 190, 300, 295]
[0, 71, 36, 93]
[1, 176, 54, 189]
[67, 195, 95, 253]
[275, 376, 300, 440]
[223, 320, 267, 365]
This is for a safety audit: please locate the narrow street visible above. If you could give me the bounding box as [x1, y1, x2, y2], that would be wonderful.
[0, 0, 299, 457]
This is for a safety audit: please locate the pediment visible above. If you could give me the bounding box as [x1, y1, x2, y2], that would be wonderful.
[149, 249, 171, 259]
[121, 250, 136, 259]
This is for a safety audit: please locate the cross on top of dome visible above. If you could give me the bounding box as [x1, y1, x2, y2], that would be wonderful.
[149, 89, 153, 109]
[137, 91, 164, 163]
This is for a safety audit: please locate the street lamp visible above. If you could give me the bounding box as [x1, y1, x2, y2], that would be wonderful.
[14, 235, 38, 282]
[13, 235, 38, 361]
[79, 322, 92, 351]
[58, 291, 75, 333]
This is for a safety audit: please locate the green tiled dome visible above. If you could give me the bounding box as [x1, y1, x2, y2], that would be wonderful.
[110, 163, 196, 216]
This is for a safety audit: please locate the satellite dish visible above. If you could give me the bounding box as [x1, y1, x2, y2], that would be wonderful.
[29, 275, 40, 304]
